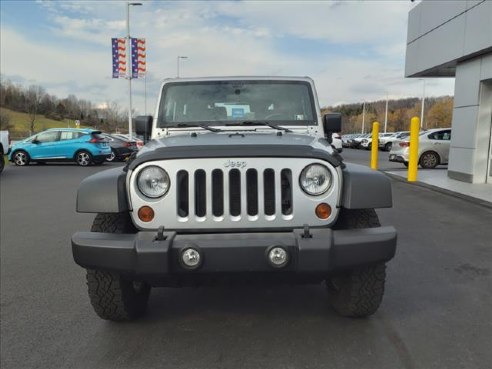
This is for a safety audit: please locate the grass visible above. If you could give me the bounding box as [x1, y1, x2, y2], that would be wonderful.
[1, 107, 87, 138]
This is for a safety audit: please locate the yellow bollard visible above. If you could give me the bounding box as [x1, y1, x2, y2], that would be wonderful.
[407, 117, 420, 182]
[370, 122, 379, 170]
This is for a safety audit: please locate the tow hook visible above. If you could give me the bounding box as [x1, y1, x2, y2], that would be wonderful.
[156, 226, 166, 241]
[302, 224, 312, 239]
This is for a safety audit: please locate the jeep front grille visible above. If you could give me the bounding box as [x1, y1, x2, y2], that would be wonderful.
[176, 168, 293, 219]
[130, 158, 339, 230]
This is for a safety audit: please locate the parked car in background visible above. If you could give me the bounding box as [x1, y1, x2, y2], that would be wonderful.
[9, 128, 111, 166]
[383, 131, 410, 151]
[331, 132, 343, 152]
[113, 133, 144, 150]
[376, 133, 396, 151]
[0, 130, 11, 173]
[102, 134, 139, 162]
[389, 128, 452, 169]
[353, 133, 371, 149]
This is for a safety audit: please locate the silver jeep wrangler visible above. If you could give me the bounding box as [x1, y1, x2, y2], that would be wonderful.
[72, 76, 396, 321]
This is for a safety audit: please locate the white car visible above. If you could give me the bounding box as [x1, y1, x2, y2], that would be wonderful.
[379, 131, 409, 152]
[353, 133, 371, 149]
[389, 128, 452, 168]
[332, 132, 343, 152]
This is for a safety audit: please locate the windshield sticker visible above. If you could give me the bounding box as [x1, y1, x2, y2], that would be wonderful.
[232, 108, 245, 118]
[296, 115, 304, 120]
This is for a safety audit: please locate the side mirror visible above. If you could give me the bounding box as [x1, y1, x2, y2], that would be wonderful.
[32, 138, 40, 144]
[135, 115, 153, 143]
[323, 113, 342, 143]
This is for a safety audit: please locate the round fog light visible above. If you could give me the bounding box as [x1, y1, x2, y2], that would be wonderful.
[181, 247, 202, 269]
[268, 246, 289, 268]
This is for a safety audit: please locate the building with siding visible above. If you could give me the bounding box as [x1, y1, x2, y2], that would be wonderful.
[405, 0, 492, 184]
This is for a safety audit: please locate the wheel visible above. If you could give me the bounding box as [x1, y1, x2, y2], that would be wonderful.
[384, 142, 392, 151]
[12, 150, 30, 166]
[328, 209, 386, 317]
[419, 151, 439, 169]
[86, 213, 150, 321]
[403, 162, 409, 168]
[0, 155, 4, 173]
[75, 150, 92, 166]
[106, 149, 116, 162]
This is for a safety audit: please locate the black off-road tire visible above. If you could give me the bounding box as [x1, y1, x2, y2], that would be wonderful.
[333, 208, 381, 229]
[328, 209, 386, 317]
[86, 213, 150, 321]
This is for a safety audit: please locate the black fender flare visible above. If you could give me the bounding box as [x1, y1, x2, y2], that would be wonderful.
[76, 167, 129, 213]
[341, 163, 392, 209]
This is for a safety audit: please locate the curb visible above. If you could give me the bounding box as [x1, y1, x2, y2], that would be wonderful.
[383, 171, 492, 210]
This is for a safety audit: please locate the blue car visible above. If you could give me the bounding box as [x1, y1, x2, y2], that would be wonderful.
[9, 128, 111, 166]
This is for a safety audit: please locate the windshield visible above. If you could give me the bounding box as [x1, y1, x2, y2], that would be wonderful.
[157, 80, 317, 128]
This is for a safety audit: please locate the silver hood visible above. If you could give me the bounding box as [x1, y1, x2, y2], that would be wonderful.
[138, 132, 335, 156]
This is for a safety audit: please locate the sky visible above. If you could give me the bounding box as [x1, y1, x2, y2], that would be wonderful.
[0, 0, 455, 114]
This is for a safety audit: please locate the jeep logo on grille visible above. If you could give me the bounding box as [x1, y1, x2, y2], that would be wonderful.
[224, 160, 247, 168]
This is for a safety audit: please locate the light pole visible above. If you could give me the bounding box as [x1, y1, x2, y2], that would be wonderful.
[384, 94, 389, 133]
[177, 56, 188, 78]
[420, 79, 426, 129]
[361, 101, 366, 134]
[126, 2, 142, 139]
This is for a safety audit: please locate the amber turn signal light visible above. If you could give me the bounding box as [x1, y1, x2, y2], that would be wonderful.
[315, 203, 332, 219]
[138, 206, 155, 222]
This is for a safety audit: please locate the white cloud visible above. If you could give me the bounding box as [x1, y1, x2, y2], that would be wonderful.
[1, 0, 455, 114]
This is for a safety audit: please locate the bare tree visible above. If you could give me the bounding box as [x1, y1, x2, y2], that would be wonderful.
[25, 85, 45, 134]
[0, 110, 13, 131]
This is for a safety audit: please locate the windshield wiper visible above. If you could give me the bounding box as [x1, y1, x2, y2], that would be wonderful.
[173, 123, 223, 132]
[227, 121, 292, 133]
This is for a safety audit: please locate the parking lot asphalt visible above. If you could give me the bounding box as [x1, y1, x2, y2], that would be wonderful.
[1, 155, 491, 369]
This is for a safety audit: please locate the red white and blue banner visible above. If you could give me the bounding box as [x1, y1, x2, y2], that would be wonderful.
[112, 38, 127, 78]
[131, 38, 146, 78]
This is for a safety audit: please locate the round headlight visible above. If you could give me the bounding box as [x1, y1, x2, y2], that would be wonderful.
[299, 164, 332, 196]
[137, 166, 170, 198]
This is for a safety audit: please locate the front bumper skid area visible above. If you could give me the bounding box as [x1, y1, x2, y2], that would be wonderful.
[72, 227, 397, 277]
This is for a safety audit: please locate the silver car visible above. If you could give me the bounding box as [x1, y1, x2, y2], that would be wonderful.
[389, 128, 452, 168]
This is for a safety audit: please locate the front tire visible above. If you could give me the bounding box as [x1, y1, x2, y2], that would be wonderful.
[328, 209, 386, 317]
[86, 213, 150, 321]
[13, 150, 30, 166]
[326, 263, 386, 318]
[384, 142, 392, 151]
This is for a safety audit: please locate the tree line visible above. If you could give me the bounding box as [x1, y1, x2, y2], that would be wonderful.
[322, 96, 454, 134]
[0, 78, 128, 137]
[1, 77, 454, 137]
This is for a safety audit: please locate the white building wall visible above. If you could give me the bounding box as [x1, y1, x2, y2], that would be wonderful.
[406, 0, 492, 184]
[449, 56, 492, 182]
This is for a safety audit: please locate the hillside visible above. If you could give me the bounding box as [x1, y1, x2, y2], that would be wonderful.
[0, 107, 85, 139]
[321, 96, 454, 134]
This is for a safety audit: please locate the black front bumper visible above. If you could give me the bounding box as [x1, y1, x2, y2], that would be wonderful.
[72, 227, 397, 280]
